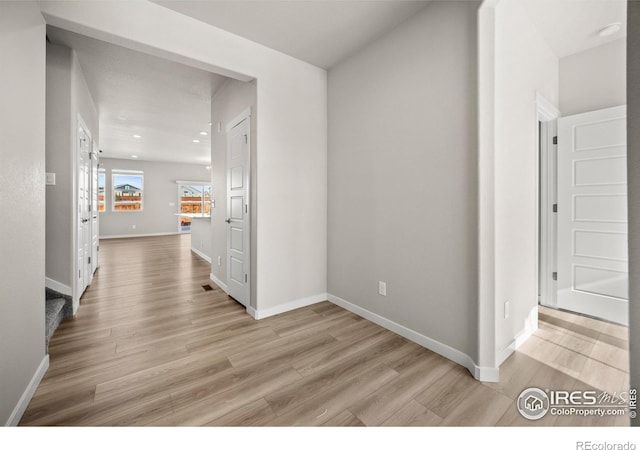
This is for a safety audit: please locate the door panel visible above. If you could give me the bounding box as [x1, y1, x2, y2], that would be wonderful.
[557, 105, 628, 325]
[77, 124, 92, 297]
[91, 142, 99, 277]
[226, 115, 250, 306]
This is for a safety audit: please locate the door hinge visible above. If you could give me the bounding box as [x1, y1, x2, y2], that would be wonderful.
[244, 134, 248, 144]
[553, 136, 558, 145]
[553, 204, 558, 213]
[88, 256, 91, 265]
[245, 274, 248, 283]
[79, 270, 81, 279]
[552, 272, 557, 281]
[245, 204, 248, 213]
[97, 245, 99, 252]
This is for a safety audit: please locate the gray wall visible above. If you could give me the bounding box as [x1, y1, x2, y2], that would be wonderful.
[560, 38, 626, 116]
[328, 1, 479, 360]
[627, 0, 640, 427]
[99, 157, 211, 237]
[210, 79, 257, 307]
[45, 44, 72, 289]
[0, 2, 47, 425]
[45, 43, 99, 290]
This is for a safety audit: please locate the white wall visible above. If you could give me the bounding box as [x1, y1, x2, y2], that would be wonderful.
[560, 38, 626, 116]
[39, 0, 328, 314]
[328, 2, 480, 366]
[45, 43, 99, 299]
[210, 79, 258, 306]
[0, 2, 47, 425]
[99, 157, 211, 237]
[494, 0, 558, 359]
[190, 218, 212, 262]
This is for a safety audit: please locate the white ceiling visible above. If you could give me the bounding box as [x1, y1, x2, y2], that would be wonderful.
[46, 1, 627, 165]
[520, 0, 627, 59]
[153, 0, 431, 69]
[47, 26, 229, 165]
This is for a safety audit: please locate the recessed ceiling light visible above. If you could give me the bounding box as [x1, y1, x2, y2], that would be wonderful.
[200, 131, 208, 136]
[598, 22, 622, 37]
[131, 155, 138, 158]
[132, 134, 141, 139]
[208, 122, 212, 126]
[193, 139, 200, 143]
[205, 165, 211, 170]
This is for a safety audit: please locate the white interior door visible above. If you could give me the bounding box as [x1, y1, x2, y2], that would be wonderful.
[557, 105, 628, 325]
[91, 142, 99, 275]
[77, 124, 92, 296]
[226, 115, 250, 307]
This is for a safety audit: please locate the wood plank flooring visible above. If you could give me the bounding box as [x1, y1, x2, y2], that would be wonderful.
[20, 234, 630, 426]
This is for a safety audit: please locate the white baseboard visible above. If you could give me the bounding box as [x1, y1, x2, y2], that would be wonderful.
[5, 354, 49, 426]
[251, 293, 327, 320]
[327, 294, 499, 382]
[210, 273, 228, 293]
[99, 232, 179, 239]
[45, 277, 72, 296]
[191, 247, 212, 263]
[475, 365, 500, 383]
[496, 305, 539, 367]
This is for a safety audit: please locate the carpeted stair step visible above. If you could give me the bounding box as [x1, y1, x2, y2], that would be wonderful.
[45, 298, 66, 349]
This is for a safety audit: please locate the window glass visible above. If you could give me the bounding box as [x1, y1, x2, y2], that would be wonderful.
[113, 170, 143, 211]
[178, 183, 211, 232]
[98, 169, 106, 212]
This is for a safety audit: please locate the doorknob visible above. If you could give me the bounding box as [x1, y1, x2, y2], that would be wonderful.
[225, 218, 231, 224]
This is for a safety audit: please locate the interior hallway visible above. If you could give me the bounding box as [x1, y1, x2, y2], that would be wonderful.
[20, 235, 629, 426]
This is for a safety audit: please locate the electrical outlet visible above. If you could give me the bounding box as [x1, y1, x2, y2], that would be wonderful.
[504, 301, 510, 319]
[132, 224, 136, 230]
[218, 256, 222, 266]
[378, 281, 387, 297]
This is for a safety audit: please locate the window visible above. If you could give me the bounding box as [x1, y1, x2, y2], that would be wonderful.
[178, 183, 211, 232]
[98, 169, 106, 212]
[113, 170, 144, 211]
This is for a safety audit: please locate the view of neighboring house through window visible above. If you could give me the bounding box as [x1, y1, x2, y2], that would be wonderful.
[98, 169, 106, 212]
[179, 183, 211, 232]
[113, 170, 144, 211]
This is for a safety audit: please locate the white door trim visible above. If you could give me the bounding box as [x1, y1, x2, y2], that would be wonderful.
[226, 108, 251, 307]
[537, 92, 560, 308]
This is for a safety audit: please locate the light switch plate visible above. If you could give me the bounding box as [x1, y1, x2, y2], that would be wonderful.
[46, 172, 56, 186]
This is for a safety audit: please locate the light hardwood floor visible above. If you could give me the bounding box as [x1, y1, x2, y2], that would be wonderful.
[21, 235, 630, 426]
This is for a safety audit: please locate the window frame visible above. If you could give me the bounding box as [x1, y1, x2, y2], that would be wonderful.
[112, 169, 144, 212]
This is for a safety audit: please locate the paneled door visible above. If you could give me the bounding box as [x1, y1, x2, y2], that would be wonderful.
[557, 105, 627, 325]
[91, 141, 99, 276]
[77, 123, 92, 297]
[226, 113, 250, 307]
